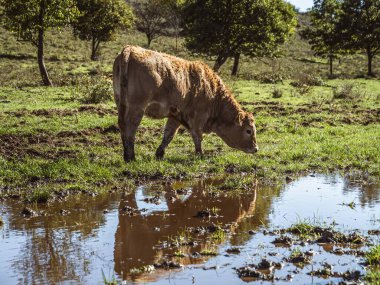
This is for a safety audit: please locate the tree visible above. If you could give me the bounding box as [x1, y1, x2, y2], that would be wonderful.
[182, 0, 296, 74]
[1, 0, 79, 86]
[130, 0, 168, 47]
[340, 0, 380, 77]
[162, 0, 185, 51]
[73, 0, 134, 61]
[301, 0, 345, 77]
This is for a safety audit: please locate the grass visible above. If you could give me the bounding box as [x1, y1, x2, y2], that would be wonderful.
[366, 245, 380, 266]
[0, 22, 379, 198]
[0, 78, 379, 199]
[200, 248, 218, 256]
[365, 268, 380, 285]
[210, 228, 227, 242]
[290, 247, 303, 259]
[101, 269, 117, 285]
[288, 220, 322, 240]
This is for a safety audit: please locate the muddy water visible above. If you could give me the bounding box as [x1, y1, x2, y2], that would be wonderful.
[0, 175, 379, 285]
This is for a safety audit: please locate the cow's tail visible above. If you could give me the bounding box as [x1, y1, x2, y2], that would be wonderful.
[113, 46, 132, 109]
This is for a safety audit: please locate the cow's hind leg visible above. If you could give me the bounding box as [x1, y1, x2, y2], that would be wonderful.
[155, 117, 180, 159]
[118, 104, 144, 162]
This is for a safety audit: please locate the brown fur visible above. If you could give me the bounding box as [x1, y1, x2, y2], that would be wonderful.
[113, 45, 258, 161]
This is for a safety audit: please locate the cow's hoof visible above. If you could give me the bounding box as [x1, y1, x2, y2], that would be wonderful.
[155, 148, 165, 160]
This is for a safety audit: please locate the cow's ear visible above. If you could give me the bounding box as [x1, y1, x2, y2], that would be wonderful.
[235, 112, 244, 126]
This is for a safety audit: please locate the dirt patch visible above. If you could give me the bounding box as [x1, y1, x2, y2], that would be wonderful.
[286, 225, 367, 245]
[244, 101, 380, 125]
[0, 124, 122, 160]
[6, 106, 116, 118]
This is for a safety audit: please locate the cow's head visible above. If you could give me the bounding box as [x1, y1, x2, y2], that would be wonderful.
[215, 111, 258, 154]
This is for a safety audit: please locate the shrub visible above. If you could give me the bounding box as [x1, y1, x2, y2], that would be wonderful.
[290, 73, 324, 95]
[257, 71, 285, 84]
[272, 87, 283, 98]
[292, 73, 325, 87]
[76, 75, 113, 104]
[333, 83, 362, 100]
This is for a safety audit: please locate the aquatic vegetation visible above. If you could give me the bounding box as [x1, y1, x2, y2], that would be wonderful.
[288, 220, 322, 240]
[364, 268, 380, 284]
[200, 247, 218, 256]
[101, 269, 117, 285]
[366, 245, 380, 266]
[210, 227, 226, 242]
[287, 221, 367, 244]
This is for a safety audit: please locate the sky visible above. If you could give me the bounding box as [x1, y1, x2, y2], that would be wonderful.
[286, 0, 314, 12]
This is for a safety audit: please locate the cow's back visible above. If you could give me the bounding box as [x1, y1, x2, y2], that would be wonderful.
[113, 46, 226, 122]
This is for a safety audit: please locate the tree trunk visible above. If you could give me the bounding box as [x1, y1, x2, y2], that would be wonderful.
[329, 54, 333, 77]
[366, 47, 374, 77]
[175, 34, 178, 52]
[37, 1, 52, 87]
[231, 53, 240, 76]
[147, 34, 152, 48]
[91, 38, 100, 61]
[213, 55, 228, 73]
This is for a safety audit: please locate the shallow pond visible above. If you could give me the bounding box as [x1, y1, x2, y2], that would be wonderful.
[0, 174, 379, 285]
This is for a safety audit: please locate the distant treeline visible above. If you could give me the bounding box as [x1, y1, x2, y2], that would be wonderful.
[0, 0, 379, 86]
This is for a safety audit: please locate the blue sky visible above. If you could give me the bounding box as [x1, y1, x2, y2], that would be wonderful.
[287, 0, 314, 11]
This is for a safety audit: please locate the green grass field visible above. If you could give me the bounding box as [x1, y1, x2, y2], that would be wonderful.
[0, 23, 379, 200]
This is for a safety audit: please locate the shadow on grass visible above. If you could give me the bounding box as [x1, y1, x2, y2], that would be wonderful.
[0, 53, 34, 60]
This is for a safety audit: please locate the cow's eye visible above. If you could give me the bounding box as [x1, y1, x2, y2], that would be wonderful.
[246, 130, 252, 135]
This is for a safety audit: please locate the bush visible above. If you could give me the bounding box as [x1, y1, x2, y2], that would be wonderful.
[290, 73, 325, 95]
[333, 83, 361, 100]
[76, 76, 113, 104]
[257, 71, 285, 84]
[291, 73, 325, 88]
[272, 87, 283, 98]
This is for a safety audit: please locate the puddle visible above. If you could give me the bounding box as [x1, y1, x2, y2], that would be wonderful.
[0, 174, 379, 284]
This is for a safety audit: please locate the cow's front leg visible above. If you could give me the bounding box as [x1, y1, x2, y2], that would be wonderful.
[190, 129, 203, 155]
[118, 104, 144, 162]
[156, 117, 180, 159]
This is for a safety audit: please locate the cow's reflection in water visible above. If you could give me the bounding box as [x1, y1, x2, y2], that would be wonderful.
[114, 181, 257, 281]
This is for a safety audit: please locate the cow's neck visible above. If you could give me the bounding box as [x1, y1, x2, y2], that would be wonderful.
[209, 91, 243, 132]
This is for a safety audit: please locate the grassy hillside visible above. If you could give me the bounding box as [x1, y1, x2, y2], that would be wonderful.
[0, 15, 378, 89]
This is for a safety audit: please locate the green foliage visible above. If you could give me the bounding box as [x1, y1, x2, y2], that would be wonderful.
[27, 189, 51, 203]
[101, 269, 117, 285]
[339, 0, 380, 76]
[291, 73, 325, 87]
[290, 247, 303, 259]
[1, 0, 79, 45]
[365, 268, 380, 285]
[0, 0, 79, 86]
[333, 82, 361, 100]
[257, 71, 285, 84]
[183, 0, 297, 72]
[76, 76, 113, 104]
[73, 0, 134, 60]
[162, 0, 185, 50]
[131, 0, 168, 47]
[366, 245, 380, 266]
[272, 87, 283, 98]
[288, 220, 321, 240]
[301, 0, 346, 76]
